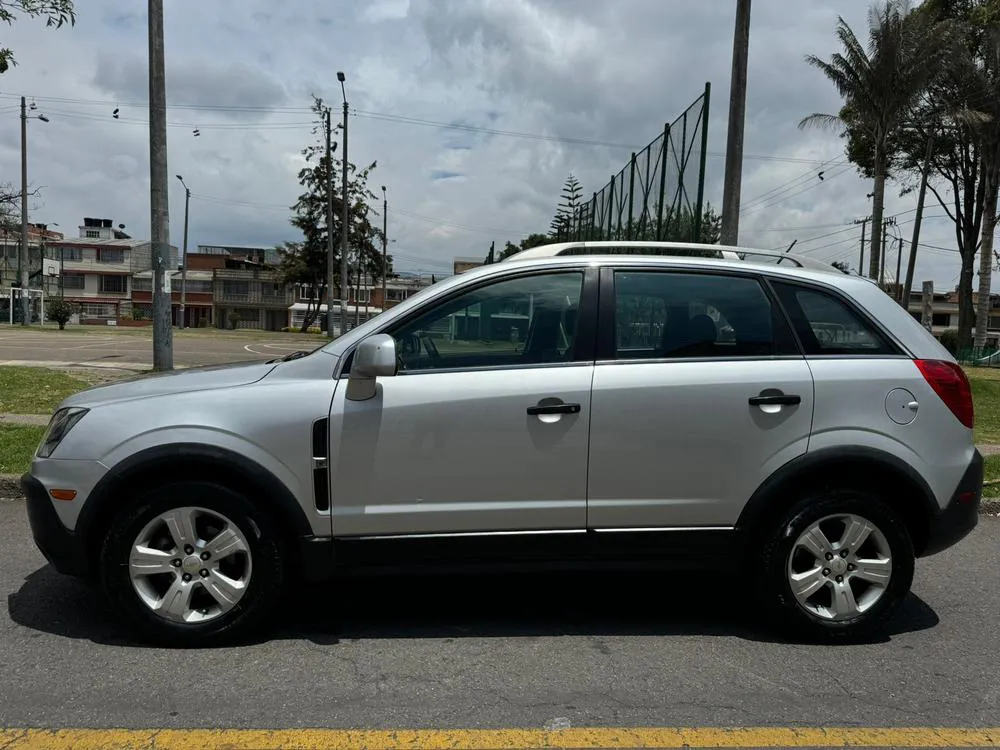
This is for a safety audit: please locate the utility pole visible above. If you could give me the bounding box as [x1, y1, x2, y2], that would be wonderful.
[19, 96, 28, 326]
[853, 217, 868, 277]
[338, 71, 349, 335]
[894, 236, 904, 300]
[903, 134, 935, 307]
[176, 175, 190, 327]
[720, 0, 751, 246]
[324, 106, 335, 338]
[879, 216, 895, 288]
[381, 185, 387, 310]
[921, 280, 934, 332]
[148, 0, 173, 370]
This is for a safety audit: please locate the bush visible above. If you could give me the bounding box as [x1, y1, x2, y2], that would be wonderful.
[197, 318, 210, 328]
[47, 298, 74, 330]
[939, 328, 959, 355]
[307, 326, 323, 334]
[226, 311, 241, 330]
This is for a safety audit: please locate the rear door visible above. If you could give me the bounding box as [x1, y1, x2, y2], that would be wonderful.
[587, 267, 815, 528]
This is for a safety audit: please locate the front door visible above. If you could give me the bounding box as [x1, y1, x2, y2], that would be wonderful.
[328, 268, 597, 537]
[587, 268, 815, 529]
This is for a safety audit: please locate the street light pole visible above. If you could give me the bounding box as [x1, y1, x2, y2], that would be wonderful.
[324, 107, 335, 338]
[381, 185, 387, 310]
[176, 175, 190, 327]
[19, 96, 28, 326]
[338, 71, 349, 334]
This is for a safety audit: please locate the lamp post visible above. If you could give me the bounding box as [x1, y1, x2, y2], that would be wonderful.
[337, 71, 349, 333]
[381, 185, 387, 310]
[176, 175, 191, 327]
[19, 97, 49, 325]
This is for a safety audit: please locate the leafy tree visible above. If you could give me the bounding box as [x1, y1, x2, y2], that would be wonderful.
[832, 260, 852, 273]
[1, 1, 74, 73]
[47, 296, 72, 330]
[498, 232, 554, 260]
[278, 95, 388, 332]
[800, 1, 952, 279]
[550, 174, 583, 240]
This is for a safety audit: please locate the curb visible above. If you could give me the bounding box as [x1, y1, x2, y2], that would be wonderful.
[2, 473, 998, 514]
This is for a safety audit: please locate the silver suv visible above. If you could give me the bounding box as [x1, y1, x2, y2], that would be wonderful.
[22, 242, 982, 646]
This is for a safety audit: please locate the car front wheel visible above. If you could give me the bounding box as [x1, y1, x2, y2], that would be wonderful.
[99, 481, 285, 646]
[756, 490, 915, 643]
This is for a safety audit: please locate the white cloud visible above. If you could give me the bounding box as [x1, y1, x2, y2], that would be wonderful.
[0, 0, 972, 287]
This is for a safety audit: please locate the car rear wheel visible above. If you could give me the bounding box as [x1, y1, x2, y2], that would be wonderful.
[756, 489, 915, 643]
[99, 481, 285, 646]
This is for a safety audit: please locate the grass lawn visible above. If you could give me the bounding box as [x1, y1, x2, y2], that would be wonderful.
[0, 366, 91, 415]
[0, 424, 45, 474]
[964, 367, 1000, 445]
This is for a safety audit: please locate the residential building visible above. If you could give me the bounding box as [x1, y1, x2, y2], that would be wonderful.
[45, 218, 177, 324]
[453, 256, 484, 275]
[0, 223, 64, 322]
[214, 268, 293, 331]
[193, 243, 280, 266]
[131, 269, 215, 328]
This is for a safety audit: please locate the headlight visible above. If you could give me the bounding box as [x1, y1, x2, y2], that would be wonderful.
[36, 407, 89, 458]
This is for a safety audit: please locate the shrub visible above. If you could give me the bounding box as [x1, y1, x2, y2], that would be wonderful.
[197, 318, 210, 328]
[226, 311, 241, 330]
[47, 298, 73, 330]
[939, 328, 959, 355]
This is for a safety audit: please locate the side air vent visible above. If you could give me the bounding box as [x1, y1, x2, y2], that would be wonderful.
[311, 417, 330, 511]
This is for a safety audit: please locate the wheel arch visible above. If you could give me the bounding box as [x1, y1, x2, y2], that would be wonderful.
[735, 446, 938, 557]
[77, 443, 312, 570]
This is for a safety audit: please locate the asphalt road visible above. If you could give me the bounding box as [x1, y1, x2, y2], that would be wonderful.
[0, 328, 318, 368]
[1, 497, 998, 731]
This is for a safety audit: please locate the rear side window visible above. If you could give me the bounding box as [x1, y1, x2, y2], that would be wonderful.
[772, 282, 898, 356]
[612, 271, 797, 359]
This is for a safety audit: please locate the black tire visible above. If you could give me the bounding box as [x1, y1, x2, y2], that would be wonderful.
[755, 489, 915, 643]
[99, 480, 286, 647]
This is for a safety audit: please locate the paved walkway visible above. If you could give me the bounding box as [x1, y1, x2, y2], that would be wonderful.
[0, 413, 49, 426]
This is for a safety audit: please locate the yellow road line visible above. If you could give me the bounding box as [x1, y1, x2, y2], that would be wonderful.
[1, 727, 999, 749]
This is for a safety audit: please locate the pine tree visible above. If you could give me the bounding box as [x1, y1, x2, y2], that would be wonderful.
[550, 174, 583, 241]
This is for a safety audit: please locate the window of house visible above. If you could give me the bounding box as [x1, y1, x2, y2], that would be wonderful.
[613, 271, 794, 360]
[59, 248, 82, 261]
[98, 248, 124, 263]
[389, 272, 584, 372]
[79, 303, 115, 318]
[223, 281, 250, 297]
[772, 282, 898, 356]
[99, 275, 127, 294]
[61, 274, 85, 290]
[85, 230, 100, 239]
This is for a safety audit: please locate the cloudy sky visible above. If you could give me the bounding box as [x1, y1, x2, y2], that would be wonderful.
[0, 0, 973, 287]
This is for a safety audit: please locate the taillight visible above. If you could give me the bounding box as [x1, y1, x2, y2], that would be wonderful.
[915, 359, 974, 429]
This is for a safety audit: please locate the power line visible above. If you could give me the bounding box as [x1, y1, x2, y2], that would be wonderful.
[741, 156, 848, 210]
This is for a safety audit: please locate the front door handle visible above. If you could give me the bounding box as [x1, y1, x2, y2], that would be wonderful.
[527, 402, 581, 416]
[749, 393, 801, 406]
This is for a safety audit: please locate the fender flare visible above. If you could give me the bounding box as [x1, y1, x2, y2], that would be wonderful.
[76, 442, 312, 544]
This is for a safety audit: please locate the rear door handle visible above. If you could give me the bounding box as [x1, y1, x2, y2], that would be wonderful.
[527, 402, 581, 415]
[749, 394, 801, 406]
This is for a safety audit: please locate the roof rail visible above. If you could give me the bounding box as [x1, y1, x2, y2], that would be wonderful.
[506, 240, 848, 275]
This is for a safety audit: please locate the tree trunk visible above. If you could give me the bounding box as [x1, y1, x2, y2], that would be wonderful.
[974, 167, 999, 352]
[869, 148, 886, 279]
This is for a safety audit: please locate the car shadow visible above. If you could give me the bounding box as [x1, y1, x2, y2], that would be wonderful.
[7, 564, 940, 649]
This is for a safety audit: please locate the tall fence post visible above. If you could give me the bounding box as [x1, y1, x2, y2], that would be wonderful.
[694, 82, 711, 243]
[607, 174, 616, 240]
[590, 193, 598, 240]
[627, 153, 637, 240]
[656, 123, 670, 240]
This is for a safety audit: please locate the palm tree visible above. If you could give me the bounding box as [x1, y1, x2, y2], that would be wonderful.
[800, 1, 951, 280]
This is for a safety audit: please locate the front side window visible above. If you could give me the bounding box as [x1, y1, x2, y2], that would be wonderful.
[390, 272, 584, 372]
[613, 271, 793, 359]
[772, 282, 898, 356]
[99, 275, 126, 294]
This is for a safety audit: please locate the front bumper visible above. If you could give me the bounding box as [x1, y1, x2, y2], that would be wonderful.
[21, 474, 93, 578]
[921, 449, 982, 557]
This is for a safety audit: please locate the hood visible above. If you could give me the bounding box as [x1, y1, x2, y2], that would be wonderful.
[61, 360, 278, 409]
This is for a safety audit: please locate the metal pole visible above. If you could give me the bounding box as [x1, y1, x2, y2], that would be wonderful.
[339, 84, 349, 335]
[325, 107, 335, 337]
[656, 123, 669, 240]
[895, 235, 903, 299]
[921, 281, 934, 332]
[148, 0, 173, 370]
[180, 184, 189, 327]
[627, 152, 636, 239]
[381, 186, 387, 311]
[19, 96, 28, 325]
[694, 82, 711, 242]
[904, 134, 935, 306]
[720, 0, 751, 246]
[879, 221, 888, 287]
[858, 219, 867, 276]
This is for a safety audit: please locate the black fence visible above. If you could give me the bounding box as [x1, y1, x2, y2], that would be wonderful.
[559, 83, 711, 244]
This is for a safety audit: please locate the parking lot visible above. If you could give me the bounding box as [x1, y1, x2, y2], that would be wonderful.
[0, 327, 323, 369]
[1, 495, 998, 735]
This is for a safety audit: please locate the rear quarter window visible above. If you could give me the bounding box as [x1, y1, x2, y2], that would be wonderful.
[772, 281, 900, 356]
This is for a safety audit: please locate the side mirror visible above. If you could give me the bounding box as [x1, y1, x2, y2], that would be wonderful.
[346, 334, 397, 401]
